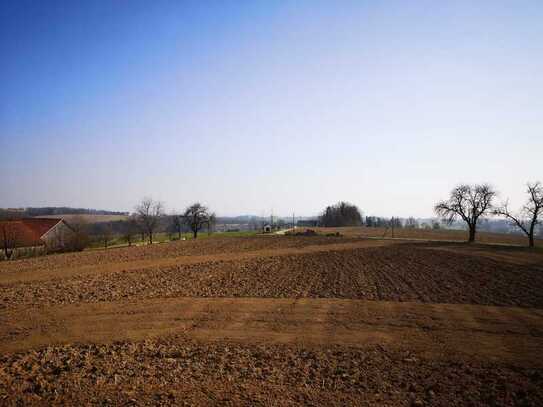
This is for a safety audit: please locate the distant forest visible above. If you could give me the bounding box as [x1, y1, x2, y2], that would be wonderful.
[0, 207, 128, 218]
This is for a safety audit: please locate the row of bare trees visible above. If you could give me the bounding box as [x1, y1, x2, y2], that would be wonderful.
[435, 182, 543, 247]
[133, 198, 215, 244]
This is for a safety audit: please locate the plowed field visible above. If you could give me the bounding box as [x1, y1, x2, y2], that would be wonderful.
[1, 235, 542, 405]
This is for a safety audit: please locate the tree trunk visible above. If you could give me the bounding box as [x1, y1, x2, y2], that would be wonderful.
[2, 229, 13, 260]
[193, 228, 198, 239]
[3, 246, 13, 260]
[468, 226, 476, 243]
[149, 232, 153, 244]
[528, 222, 536, 248]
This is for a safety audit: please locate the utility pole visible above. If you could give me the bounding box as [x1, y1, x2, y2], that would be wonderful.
[292, 212, 295, 229]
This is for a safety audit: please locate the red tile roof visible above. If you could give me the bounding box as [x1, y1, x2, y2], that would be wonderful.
[0, 218, 63, 248]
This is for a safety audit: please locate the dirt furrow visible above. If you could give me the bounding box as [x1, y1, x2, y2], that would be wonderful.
[2, 245, 543, 309]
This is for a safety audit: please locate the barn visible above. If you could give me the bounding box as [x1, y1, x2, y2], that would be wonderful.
[0, 218, 75, 255]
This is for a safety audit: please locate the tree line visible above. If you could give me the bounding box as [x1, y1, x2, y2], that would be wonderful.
[2, 181, 541, 260]
[89, 183, 543, 249]
[0, 207, 128, 218]
[96, 198, 216, 247]
[318, 205, 441, 230]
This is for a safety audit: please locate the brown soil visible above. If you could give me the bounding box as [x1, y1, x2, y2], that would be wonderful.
[1, 235, 542, 405]
[2, 337, 542, 406]
[0, 239, 390, 285]
[0, 235, 357, 275]
[3, 298, 543, 365]
[2, 243, 542, 309]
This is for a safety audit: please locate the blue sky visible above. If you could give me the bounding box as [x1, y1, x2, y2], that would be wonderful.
[1, 1, 542, 217]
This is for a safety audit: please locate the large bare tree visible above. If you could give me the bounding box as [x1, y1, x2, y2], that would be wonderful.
[494, 182, 543, 248]
[183, 203, 213, 239]
[135, 197, 164, 244]
[434, 184, 496, 243]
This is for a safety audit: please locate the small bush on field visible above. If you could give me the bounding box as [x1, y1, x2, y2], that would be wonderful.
[288, 229, 318, 236]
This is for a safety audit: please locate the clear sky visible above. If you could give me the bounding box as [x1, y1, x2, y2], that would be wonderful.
[1, 1, 542, 217]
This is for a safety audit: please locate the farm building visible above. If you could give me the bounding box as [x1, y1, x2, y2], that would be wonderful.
[0, 218, 74, 253]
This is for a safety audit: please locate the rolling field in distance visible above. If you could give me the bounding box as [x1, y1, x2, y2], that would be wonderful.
[308, 226, 543, 247]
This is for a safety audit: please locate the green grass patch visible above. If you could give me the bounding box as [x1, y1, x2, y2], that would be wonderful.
[86, 230, 260, 250]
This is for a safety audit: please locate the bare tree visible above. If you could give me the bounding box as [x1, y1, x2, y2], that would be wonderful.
[122, 215, 139, 246]
[1, 223, 19, 260]
[435, 184, 496, 243]
[65, 216, 89, 251]
[172, 214, 183, 239]
[137, 222, 146, 243]
[135, 197, 164, 244]
[405, 217, 419, 229]
[208, 213, 216, 236]
[183, 203, 212, 239]
[99, 223, 113, 249]
[494, 182, 543, 248]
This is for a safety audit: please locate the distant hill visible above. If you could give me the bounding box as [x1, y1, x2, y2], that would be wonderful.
[36, 214, 129, 224]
